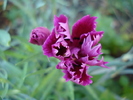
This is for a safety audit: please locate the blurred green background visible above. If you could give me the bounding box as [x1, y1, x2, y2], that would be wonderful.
[0, 0, 133, 100]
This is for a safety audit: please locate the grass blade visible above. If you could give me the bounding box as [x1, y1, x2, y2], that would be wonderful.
[66, 81, 74, 100]
[84, 86, 99, 100]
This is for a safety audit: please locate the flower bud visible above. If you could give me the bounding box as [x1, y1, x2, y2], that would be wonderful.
[29, 27, 51, 45]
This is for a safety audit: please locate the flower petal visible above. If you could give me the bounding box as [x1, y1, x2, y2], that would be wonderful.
[79, 65, 93, 86]
[89, 31, 104, 46]
[63, 61, 93, 86]
[79, 34, 102, 58]
[80, 34, 93, 55]
[71, 47, 80, 59]
[56, 59, 72, 69]
[54, 15, 71, 39]
[80, 56, 109, 68]
[72, 15, 97, 39]
[42, 29, 56, 57]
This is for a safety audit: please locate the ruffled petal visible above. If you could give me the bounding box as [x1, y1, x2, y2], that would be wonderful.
[80, 31, 104, 46]
[42, 29, 56, 57]
[94, 56, 109, 68]
[63, 61, 93, 86]
[80, 34, 93, 55]
[79, 65, 93, 86]
[80, 34, 102, 57]
[56, 60, 67, 69]
[56, 59, 72, 69]
[89, 31, 104, 46]
[72, 15, 97, 39]
[54, 15, 71, 39]
[80, 56, 109, 68]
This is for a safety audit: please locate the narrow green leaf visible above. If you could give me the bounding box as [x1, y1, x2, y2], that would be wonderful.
[18, 62, 28, 88]
[26, 67, 53, 78]
[31, 69, 58, 97]
[0, 78, 9, 83]
[119, 76, 129, 87]
[0, 78, 15, 88]
[0, 68, 8, 79]
[0, 30, 11, 47]
[94, 71, 111, 85]
[1, 83, 9, 98]
[100, 90, 115, 100]
[120, 69, 133, 74]
[84, 86, 99, 100]
[9, 0, 37, 27]
[40, 71, 61, 100]
[15, 52, 42, 66]
[3, 0, 7, 10]
[4, 50, 26, 59]
[90, 67, 116, 75]
[35, 1, 45, 8]
[0, 49, 6, 60]
[10, 94, 25, 100]
[1, 61, 21, 76]
[66, 81, 74, 100]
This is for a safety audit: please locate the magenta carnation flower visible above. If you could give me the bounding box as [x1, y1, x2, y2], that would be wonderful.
[42, 15, 108, 86]
[29, 15, 108, 86]
[29, 27, 51, 45]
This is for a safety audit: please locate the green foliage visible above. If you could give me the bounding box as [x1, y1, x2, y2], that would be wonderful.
[0, 30, 11, 47]
[119, 76, 129, 87]
[0, 0, 133, 100]
[95, 12, 132, 57]
[2, 0, 7, 10]
[100, 90, 115, 100]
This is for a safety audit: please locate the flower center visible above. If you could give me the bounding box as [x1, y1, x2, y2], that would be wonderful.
[56, 45, 67, 56]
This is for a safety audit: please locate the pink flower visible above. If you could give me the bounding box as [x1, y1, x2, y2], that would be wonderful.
[42, 15, 108, 85]
[29, 14, 108, 86]
[29, 27, 51, 45]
